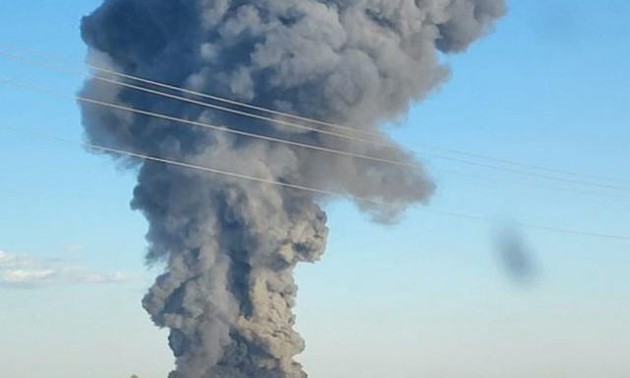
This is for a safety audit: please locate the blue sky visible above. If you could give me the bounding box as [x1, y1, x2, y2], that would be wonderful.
[0, 1, 629, 377]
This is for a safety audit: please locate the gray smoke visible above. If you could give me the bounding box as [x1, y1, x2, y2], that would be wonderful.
[496, 227, 539, 284]
[79, 1, 505, 377]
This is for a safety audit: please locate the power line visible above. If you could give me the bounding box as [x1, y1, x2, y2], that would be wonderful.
[4, 73, 627, 204]
[0, 49, 377, 138]
[84, 73, 630, 192]
[1, 74, 629, 196]
[1, 124, 628, 242]
[0, 50, 385, 140]
[433, 166, 630, 202]
[2, 77, 629, 207]
[0, 78, 430, 170]
[0, 48, 628, 190]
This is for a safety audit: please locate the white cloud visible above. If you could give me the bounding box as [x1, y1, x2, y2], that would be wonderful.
[0, 250, 20, 267]
[0, 250, 131, 288]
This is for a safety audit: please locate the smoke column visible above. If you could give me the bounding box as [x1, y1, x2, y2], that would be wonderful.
[79, 1, 505, 377]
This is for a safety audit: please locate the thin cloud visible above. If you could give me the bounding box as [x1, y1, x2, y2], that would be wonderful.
[63, 243, 86, 252]
[0, 250, 131, 289]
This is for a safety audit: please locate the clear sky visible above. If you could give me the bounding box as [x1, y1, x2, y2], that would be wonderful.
[0, 1, 629, 378]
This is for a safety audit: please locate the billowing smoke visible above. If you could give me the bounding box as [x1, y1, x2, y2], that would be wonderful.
[79, 1, 505, 377]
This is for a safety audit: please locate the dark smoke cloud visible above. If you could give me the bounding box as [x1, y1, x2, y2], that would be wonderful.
[79, 1, 505, 377]
[496, 227, 539, 284]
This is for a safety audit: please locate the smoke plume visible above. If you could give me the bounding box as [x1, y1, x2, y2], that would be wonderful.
[79, 1, 505, 377]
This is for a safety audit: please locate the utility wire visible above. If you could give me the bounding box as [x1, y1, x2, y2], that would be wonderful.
[0, 48, 628, 189]
[1, 124, 628, 242]
[0, 79, 627, 204]
[0, 78, 424, 170]
[1, 73, 628, 195]
[432, 165, 630, 202]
